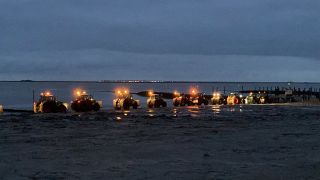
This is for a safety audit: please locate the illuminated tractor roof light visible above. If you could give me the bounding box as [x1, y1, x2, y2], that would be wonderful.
[43, 91, 52, 96]
[76, 91, 81, 96]
[148, 91, 154, 96]
[174, 91, 180, 97]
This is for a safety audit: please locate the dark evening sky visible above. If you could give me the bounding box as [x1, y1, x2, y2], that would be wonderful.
[0, 0, 319, 81]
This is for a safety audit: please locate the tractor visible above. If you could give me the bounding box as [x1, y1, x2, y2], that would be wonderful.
[113, 89, 140, 110]
[256, 93, 269, 104]
[245, 92, 257, 104]
[227, 93, 242, 105]
[147, 92, 167, 108]
[190, 93, 209, 106]
[173, 91, 192, 107]
[211, 92, 226, 105]
[33, 91, 68, 113]
[71, 90, 102, 112]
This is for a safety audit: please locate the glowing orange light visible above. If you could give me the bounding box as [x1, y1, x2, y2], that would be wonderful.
[191, 89, 197, 95]
[74, 89, 87, 97]
[148, 91, 153, 96]
[116, 88, 129, 96]
[174, 91, 180, 97]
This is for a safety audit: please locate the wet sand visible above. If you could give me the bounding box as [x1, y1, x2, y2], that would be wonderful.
[0, 105, 320, 179]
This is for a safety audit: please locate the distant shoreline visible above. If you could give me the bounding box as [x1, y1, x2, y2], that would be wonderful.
[0, 80, 319, 84]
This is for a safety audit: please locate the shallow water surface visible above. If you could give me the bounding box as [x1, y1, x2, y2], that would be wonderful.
[0, 105, 320, 179]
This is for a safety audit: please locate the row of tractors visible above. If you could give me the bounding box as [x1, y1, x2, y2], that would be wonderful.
[31, 89, 269, 113]
[173, 91, 268, 106]
[33, 91, 102, 113]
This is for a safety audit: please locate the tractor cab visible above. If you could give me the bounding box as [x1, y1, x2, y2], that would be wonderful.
[78, 94, 92, 101]
[115, 90, 131, 98]
[38, 92, 56, 104]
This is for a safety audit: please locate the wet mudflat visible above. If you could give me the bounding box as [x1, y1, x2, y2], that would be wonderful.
[0, 105, 320, 180]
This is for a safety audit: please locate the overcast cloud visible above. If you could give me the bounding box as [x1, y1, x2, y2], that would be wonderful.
[0, 0, 319, 81]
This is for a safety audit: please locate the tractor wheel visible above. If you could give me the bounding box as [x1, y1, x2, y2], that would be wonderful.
[148, 103, 154, 108]
[123, 101, 130, 110]
[154, 101, 160, 108]
[42, 101, 55, 113]
[93, 103, 100, 111]
[115, 101, 121, 110]
[234, 98, 239, 104]
[71, 102, 79, 112]
[58, 105, 67, 113]
[132, 101, 138, 109]
[162, 101, 167, 107]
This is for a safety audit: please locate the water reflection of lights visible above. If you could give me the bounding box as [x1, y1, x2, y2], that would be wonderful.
[172, 109, 178, 113]
[187, 106, 200, 117]
[172, 108, 178, 117]
[116, 116, 122, 120]
[123, 110, 130, 116]
[147, 109, 155, 117]
[226, 106, 243, 112]
[211, 105, 221, 114]
[239, 106, 243, 112]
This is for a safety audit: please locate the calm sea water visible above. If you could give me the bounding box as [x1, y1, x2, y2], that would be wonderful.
[0, 82, 319, 109]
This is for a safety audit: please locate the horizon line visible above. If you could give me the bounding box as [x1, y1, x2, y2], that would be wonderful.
[0, 80, 319, 84]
